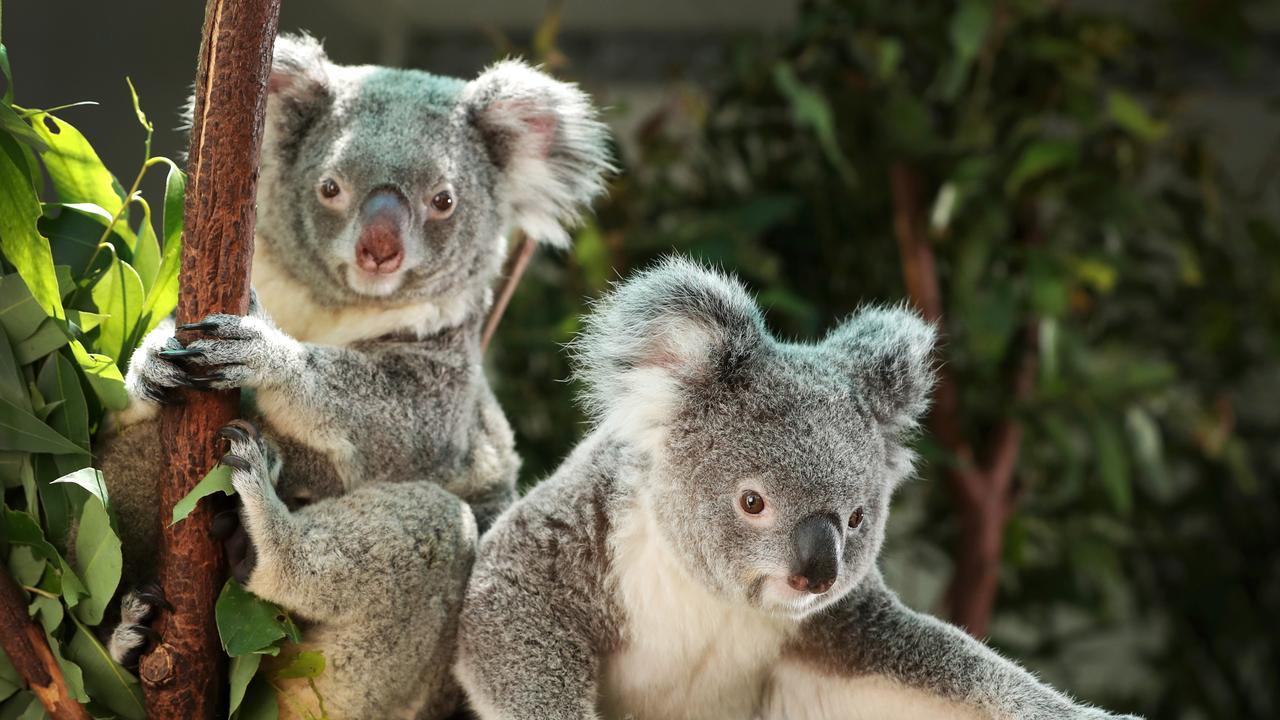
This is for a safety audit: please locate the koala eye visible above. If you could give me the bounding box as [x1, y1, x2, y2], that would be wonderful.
[848, 507, 865, 529]
[318, 177, 341, 200]
[739, 490, 766, 515]
[428, 189, 455, 219]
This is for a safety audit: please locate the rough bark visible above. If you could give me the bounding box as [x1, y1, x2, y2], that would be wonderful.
[140, 1, 281, 716]
[0, 569, 90, 719]
[889, 162, 1037, 638]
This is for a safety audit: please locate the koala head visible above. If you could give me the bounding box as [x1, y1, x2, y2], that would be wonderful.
[255, 34, 612, 308]
[574, 258, 936, 619]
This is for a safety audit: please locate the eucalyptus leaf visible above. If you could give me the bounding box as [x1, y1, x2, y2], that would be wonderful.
[51, 467, 108, 511]
[13, 318, 70, 365]
[229, 653, 262, 716]
[90, 255, 144, 369]
[233, 675, 279, 720]
[68, 339, 127, 411]
[66, 621, 146, 720]
[171, 464, 235, 526]
[273, 650, 325, 680]
[0, 133, 63, 320]
[216, 579, 295, 657]
[28, 111, 127, 222]
[71, 494, 122, 625]
[0, 394, 90, 455]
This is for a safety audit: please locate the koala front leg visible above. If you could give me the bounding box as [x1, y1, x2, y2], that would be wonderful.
[771, 572, 1142, 720]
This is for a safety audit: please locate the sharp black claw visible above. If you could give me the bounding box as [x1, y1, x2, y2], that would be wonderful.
[136, 581, 174, 613]
[217, 424, 250, 444]
[157, 348, 204, 360]
[224, 419, 260, 439]
[137, 625, 163, 643]
[178, 320, 220, 333]
[220, 454, 253, 472]
[190, 372, 225, 386]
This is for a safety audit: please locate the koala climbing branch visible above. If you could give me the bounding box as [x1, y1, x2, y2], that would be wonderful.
[889, 161, 1039, 639]
[0, 569, 91, 720]
[139, 1, 281, 717]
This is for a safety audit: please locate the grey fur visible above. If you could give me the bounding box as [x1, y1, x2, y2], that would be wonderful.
[94, 33, 611, 719]
[455, 257, 1141, 720]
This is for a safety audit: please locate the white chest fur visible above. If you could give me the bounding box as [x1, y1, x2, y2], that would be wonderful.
[600, 499, 797, 720]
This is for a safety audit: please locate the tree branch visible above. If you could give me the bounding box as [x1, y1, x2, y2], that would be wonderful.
[481, 232, 535, 352]
[0, 569, 90, 719]
[141, 1, 281, 716]
[889, 161, 1039, 638]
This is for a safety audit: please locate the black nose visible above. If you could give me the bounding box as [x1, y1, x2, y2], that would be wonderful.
[789, 513, 841, 595]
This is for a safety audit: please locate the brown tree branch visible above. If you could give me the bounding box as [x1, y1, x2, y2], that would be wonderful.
[889, 161, 1039, 638]
[140, 1, 281, 716]
[481, 232, 536, 353]
[0, 569, 90, 719]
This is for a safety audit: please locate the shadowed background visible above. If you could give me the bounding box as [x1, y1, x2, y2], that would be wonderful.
[7, 1, 1279, 718]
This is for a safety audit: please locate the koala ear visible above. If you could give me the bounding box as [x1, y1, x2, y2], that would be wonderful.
[263, 33, 332, 159]
[460, 60, 613, 248]
[571, 257, 767, 442]
[824, 306, 937, 435]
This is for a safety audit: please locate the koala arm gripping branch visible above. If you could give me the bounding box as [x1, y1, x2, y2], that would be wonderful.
[777, 571, 1143, 720]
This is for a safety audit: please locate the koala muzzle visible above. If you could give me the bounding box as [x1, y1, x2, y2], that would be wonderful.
[788, 513, 842, 595]
[355, 187, 409, 274]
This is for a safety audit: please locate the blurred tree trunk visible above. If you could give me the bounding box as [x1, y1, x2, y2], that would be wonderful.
[889, 162, 1037, 638]
[0, 569, 90, 719]
[138, 0, 280, 716]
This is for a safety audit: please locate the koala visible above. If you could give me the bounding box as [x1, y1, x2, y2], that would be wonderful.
[94, 33, 612, 719]
[454, 257, 1142, 720]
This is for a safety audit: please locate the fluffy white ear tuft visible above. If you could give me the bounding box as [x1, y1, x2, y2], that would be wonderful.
[570, 257, 767, 450]
[823, 305, 938, 437]
[461, 60, 614, 248]
[269, 33, 330, 102]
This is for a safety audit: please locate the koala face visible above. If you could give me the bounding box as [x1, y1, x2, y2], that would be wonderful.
[256, 35, 611, 308]
[574, 258, 936, 619]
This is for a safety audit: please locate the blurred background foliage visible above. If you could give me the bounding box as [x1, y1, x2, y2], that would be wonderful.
[488, 1, 1280, 718]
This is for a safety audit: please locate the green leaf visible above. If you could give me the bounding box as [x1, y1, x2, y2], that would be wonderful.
[36, 352, 90, 458]
[216, 579, 296, 657]
[0, 329, 28, 413]
[72, 495, 122, 625]
[0, 103, 47, 153]
[68, 339, 127, 411]
[0, 394, 90, 455]
[6, 546, 43, 587]
[40, 202, 120, 283]
[229, 653, 263, 716]
[0, 42, 12, 104]
[171, 465, 235, 526]
[772, 63, 855, 185]
[130, 198, 160, 292]
[0, 508, 59, 563]
[140, 159, 183, 334]
[125, 77, 152, 134]
[90, 256, 144, 368]
[1091, 419, 1132, 514]
[950, 0, 993, 62]
[0, 274, 48, 345]
[47, 632, 87, 703]
[0, 644, 20, 702]
[273, 650, 325, 680]
[1107, 91, 1168, 142]
[0, 690, 47, 720]
[30, 594, 63, 635]
[13, 318, 70, 365]
[1005, 139, 1078, 195]
[29, 111, 126, 219]
[233, 675, 279, 720]
[52, 467, 109, 512]
[66, 621, 145, 720]
[0, 133, 64, 320]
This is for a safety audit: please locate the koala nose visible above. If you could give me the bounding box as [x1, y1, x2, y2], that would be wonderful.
[789, 513, 842, 595]
[355, 188, 408, 274]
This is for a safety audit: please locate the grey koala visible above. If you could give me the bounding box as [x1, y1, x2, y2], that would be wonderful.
[94, 33, 611, 719]
[454, 257, 1143, 720]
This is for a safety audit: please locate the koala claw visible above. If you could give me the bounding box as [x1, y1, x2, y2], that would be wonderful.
[217, 418, 261, 443]
[156, 348, 204, 360]
[134, 582, 174, 613]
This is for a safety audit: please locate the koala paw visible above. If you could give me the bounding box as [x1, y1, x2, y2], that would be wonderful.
[107, 582, 172, 668]
[217, 420, 286, 586]
[163, 314, 299, 391]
